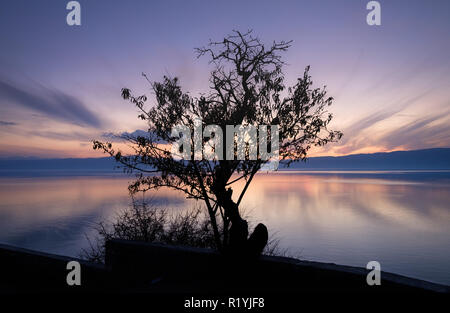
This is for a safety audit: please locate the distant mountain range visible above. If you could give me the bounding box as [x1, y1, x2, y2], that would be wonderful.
[0, 156, 120, 177]
[0, 148, 449, 176]
[282, 148, 450, 170]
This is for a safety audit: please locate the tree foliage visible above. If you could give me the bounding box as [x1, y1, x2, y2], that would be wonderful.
[93, 30, 343, 251]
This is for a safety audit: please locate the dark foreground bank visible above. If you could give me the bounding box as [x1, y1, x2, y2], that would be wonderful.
[1, 240, 448, 295]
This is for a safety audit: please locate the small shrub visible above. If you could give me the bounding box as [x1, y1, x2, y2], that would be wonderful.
[81, 197, 285, 263]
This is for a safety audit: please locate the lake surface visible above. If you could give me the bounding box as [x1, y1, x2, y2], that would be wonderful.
[0, 171, 449, 285]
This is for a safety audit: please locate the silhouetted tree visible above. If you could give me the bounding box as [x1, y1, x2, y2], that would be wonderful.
[93, 30, 342, 254]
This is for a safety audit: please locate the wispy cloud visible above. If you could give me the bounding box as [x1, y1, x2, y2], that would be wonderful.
[30, 130, 95, 142]
[102, 129, 167, 143]
[341, 89, 435, 144]
[0, 120, 17, 126]
[378, 111, 450, 150]
[0, 79, 102, 128]
[330, 108, 450, 155]
[327, 86, 447, 155]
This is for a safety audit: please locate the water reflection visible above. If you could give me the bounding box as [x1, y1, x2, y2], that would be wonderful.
[0, 172, 449, 285]
[238, 172, 450, 285]
[0, 176, 185, 256]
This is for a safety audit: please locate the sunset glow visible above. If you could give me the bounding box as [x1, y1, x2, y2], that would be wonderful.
[0, 0, 449, 159]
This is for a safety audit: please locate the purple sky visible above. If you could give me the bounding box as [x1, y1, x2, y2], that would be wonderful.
[0, 0, 449, 158]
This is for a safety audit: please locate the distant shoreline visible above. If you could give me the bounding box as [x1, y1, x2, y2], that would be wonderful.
[1, 148, 449, 174]
[2, 168, 450, 179]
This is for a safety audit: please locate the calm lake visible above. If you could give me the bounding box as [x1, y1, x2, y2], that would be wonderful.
[0, 171, 449, 285]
